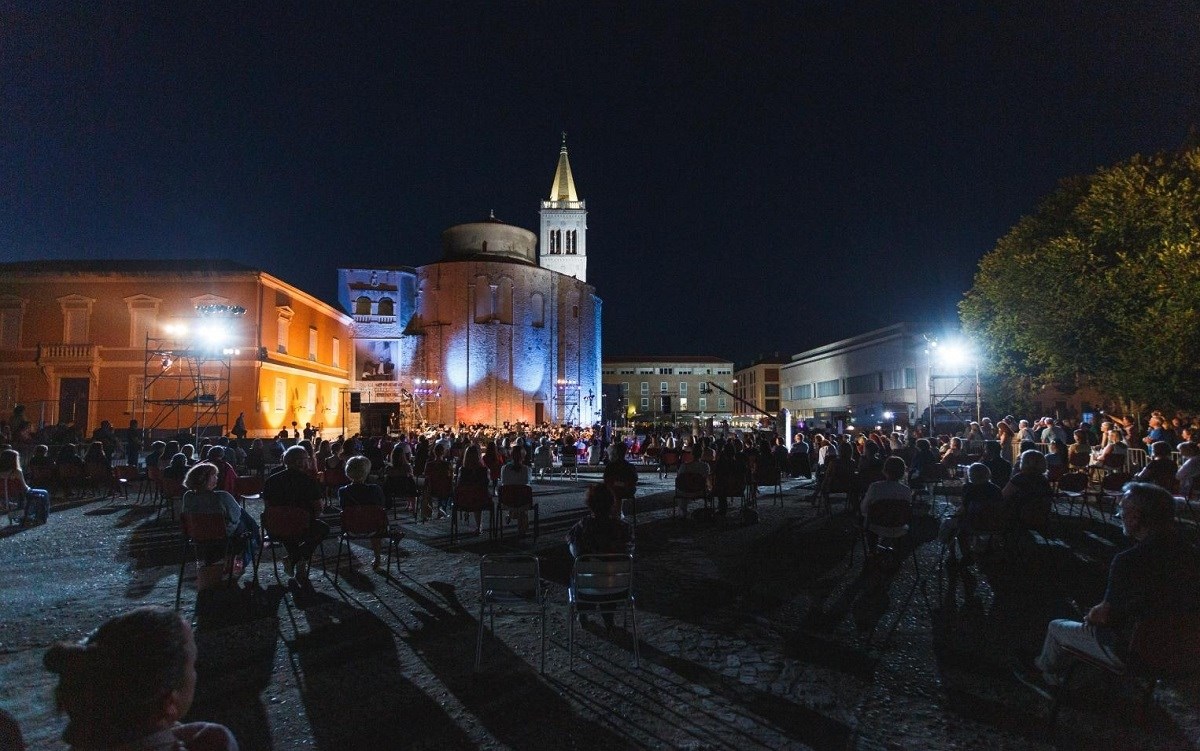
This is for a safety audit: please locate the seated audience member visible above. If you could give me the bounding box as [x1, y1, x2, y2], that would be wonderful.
[337, 455, 388, 568]
[939, 437, 966, 468]
[454, 445, 492, 536]
[1002, 450, 1053, 527]
[43, 606, 239, 751]
[941, 462, 1005, 565]
[422, 443, 455, 521]
[861, 456, 910, 548]
[1134, 440, 1177, 491]
[567, 484, 634, 629]
[1030, 482, 1200, 686]
[711, 442, 747, 517]
[1177, 442, 1200, 498]
[602, 441, 638, 518]
[262, 446, 329, 581]
[162, 453, 189, 483]
[205, 446, 239, 494]
[1067, 430, 1091, 469]
[1045, 439, 1068, 471]
[27, 444, 54, 471]
[0, 448, 51, 524]
[499, 445, 534, 538]
[1090, 428, 1128, 467]
[981, 439, 1013, 487]
[181, 462, 258, 571]
[675, 449, 711, 518]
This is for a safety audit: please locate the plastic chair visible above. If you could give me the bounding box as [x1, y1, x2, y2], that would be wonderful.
[450, 484, 495, 542]
[3, 477, 26, 525]
[332, 505, 404, 583]
[255, 505, 324, 581]
[234, 475, 264, 508]
[558, 452, 579, 480]
[383, 473, 420, 522]
[1055, 472, 1089, 518]
[568, 553, 640, 669]
[175, 512, 237, 610]
[658, 450, 681, 478]
[673, 472, 709, 517]
[1088, 471, 1132, 521]
[754, 465, 783, 506]
[859, 496, 917, 574]
[112, 465, 140, 502]
[158, 477, 185, 522]
[56, 463, 84, 499]
[476, 554, 547, 673]
[497, 484, 538, 541]
[1049, 613, 1200, 727]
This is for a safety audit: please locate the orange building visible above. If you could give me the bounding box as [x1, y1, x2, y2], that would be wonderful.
[0, 260, 352, 440]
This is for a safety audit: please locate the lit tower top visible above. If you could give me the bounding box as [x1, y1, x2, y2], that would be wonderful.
[539, 132, 588, 281]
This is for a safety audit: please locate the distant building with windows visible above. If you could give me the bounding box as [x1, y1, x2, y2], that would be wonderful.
[732, 355, 789, 418]
[0, 260, 353, 440]
[601, 355, 735, 423]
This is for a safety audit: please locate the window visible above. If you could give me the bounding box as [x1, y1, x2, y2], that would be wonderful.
[699, 397, 707, 411]
[717, 397, 726, 410]
[308, 327, 318, 361]
[276, 307, 293, 354]
[377, 298, 394, 316]
[904, 368, 917, 389]
[0, 376, 18, 416]
[620, 382, 629, 394]
[764, 384, 780, 397]
[355, 296, 372, 316]
[531, 292, 545, 328]
[678, 368, 692, 375]
[127, 375, 146, 414]
[766, 399, 780, 412]
[332, 338, 341, 367]
[640, 382, 649, 394]
[619, 369, 633, 375]
[496, 279, 513, 324]
[274, 378, 287, 412]
[64, 309, 87, 343]
[816, 379, 841, 398]
[0, 303, 22, 349]
[679, 397, 688, 411]
[637, 368, 653, 374]
[640, 397, 649, 408]
[474, 276, 493, 323]
[765, 368, 780, 381]
[792, 383, 814, 400]
[845, 373, 876, 395]
[305, 382, 317, 414]
[329, 386, 340, 416]
[659, 382, 668, 393]
[679, 382, 687, 395]
[549, 229, 562, 255]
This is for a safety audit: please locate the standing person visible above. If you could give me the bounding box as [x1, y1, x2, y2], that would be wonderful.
[231, 412, 247, 442]
[43, 606, 239, 751]
[499, 444, 534, 538]
[124, 420, 142, 467]
[0, 448, 51, 524]
[262, 446, 328, 581]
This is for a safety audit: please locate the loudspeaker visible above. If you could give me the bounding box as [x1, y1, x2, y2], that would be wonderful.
[349, 392, 361, 413]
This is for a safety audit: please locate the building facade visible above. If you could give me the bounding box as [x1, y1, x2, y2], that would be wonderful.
[732, 356, 789, 418]
[0, 260, 353, 440]
[601, 356, 735, 423]
[338, 141, 602, 432]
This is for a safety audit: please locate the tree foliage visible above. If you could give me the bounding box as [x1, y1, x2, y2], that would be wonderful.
[960, 146, 1200, 412]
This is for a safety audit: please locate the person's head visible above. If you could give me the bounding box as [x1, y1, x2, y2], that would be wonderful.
[510, 445, 525, 464]
[463, 444, 482, 467]
[33, 443, 48, 459]
[1019, 439, 1037, 454]
[169, 453, 187, 469]
[881, 456, 906, 481]
[949, 437, 962, 450]
[1119, 482, 1176, 539]
[1018, 449, 1047, 475]
[611, 442, 627, 461]
[1050, 439, 1067, 456]
[916, 438, 931, 453]
[433, 443, 446, 459]
[1108, 428, 1124, 444]
[982, 439, 1001, 459]
[44, 607, 197, 748]
[585, 483, 615, 516]
[0, 448, 19, 473]
[1150, 440, 1171, 458]
[1073, 429, 1087, 444]
[282, 445, 309, 470]
[1179, 441, 1199, 459]
[345, 455, 371, 483]
[967, 462, 991, 485]
[182, 462, 219, 491]
[207, 446, 225, 462]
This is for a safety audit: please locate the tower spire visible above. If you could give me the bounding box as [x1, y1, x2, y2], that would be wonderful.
[539, 134, 587, 281]
[549, 135, 579, 203]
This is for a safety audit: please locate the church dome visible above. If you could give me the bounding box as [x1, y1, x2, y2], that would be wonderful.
[441, 216, 537, 264]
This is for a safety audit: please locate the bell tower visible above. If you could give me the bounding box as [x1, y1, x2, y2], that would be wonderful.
[539, 133, 588, 281]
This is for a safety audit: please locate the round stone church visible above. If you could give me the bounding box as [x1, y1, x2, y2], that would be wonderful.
[338, 140, 602, 432]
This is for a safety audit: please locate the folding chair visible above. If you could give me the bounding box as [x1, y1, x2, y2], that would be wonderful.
[175, 512, 238, 610]
[609, 480, 637, 524]
[450, 484, 495, 542]
[383, 472, 419, 521]
[558, 452, 579, 480]
[497, 485, 538, 541]
[658, 450, 681, 478]
[141, 463, 162, 505]
[858, 496, 918, 576]
[1055, 471, 1089, 519]
[233, 475, 264, 509]
[476, 554, 547, 673]
[57, 463, 84, 499]
[112, 464, 141, 503]
[1087, 471, 1132, 522]
[157, 477, 185, 522]
[673, 472, 708, 517]
[255, 505, 325, 581]
[568, 553, 640, 669]
[332, 505, 404, 583]
[85, 462, 119, 501]
[1049, 613, 1200, 727]
[754, 465, 783, 507]
[814, 464, 852, 515]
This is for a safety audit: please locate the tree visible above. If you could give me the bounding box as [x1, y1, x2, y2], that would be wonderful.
[960, 146, 1200, 413]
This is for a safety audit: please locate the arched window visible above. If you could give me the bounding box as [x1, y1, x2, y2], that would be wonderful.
[530, 292, 545, 328]
[474, 275, 493, 323]
[377, 297, 394, 316]
[355, 296, 372, 316]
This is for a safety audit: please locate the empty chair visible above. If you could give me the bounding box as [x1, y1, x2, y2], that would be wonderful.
[476, 554, 547, 673]
[233, 475, 264, 508]
[568, 553, 640, 669]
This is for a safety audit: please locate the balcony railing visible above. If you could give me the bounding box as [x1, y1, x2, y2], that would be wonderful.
[38, 343, 98, 360]
[353, 314, 397, 324]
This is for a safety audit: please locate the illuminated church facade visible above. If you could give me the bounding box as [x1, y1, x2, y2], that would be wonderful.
[338, 141, 602, 432]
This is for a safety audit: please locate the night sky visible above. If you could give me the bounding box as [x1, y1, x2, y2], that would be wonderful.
[3, 2, 1198, 365]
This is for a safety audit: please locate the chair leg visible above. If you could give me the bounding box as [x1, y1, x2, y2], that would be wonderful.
[533, 505, 539, 543]
[629, 603, 640, 668]
[569, 602, 576, 670]
[1047, 662, 1080, 728]
[475, 603, 486, 671]
[539, 604, 546, 674]
[175, 549, 187, 610]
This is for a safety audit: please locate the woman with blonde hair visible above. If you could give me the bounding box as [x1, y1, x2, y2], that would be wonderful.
[181, 462, 258, 571]
[1, 448, 51, 525]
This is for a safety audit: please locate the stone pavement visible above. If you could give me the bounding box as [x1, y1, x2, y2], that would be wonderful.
[2, 470, 1199, 750]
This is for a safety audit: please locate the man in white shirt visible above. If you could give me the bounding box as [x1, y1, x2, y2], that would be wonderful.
[1177, 442, 1200, 497]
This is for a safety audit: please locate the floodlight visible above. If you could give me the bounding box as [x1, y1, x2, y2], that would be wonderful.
[883, 411, 895, 420]
[195, 322, 228, 347]
[937, 342, 971, 369]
